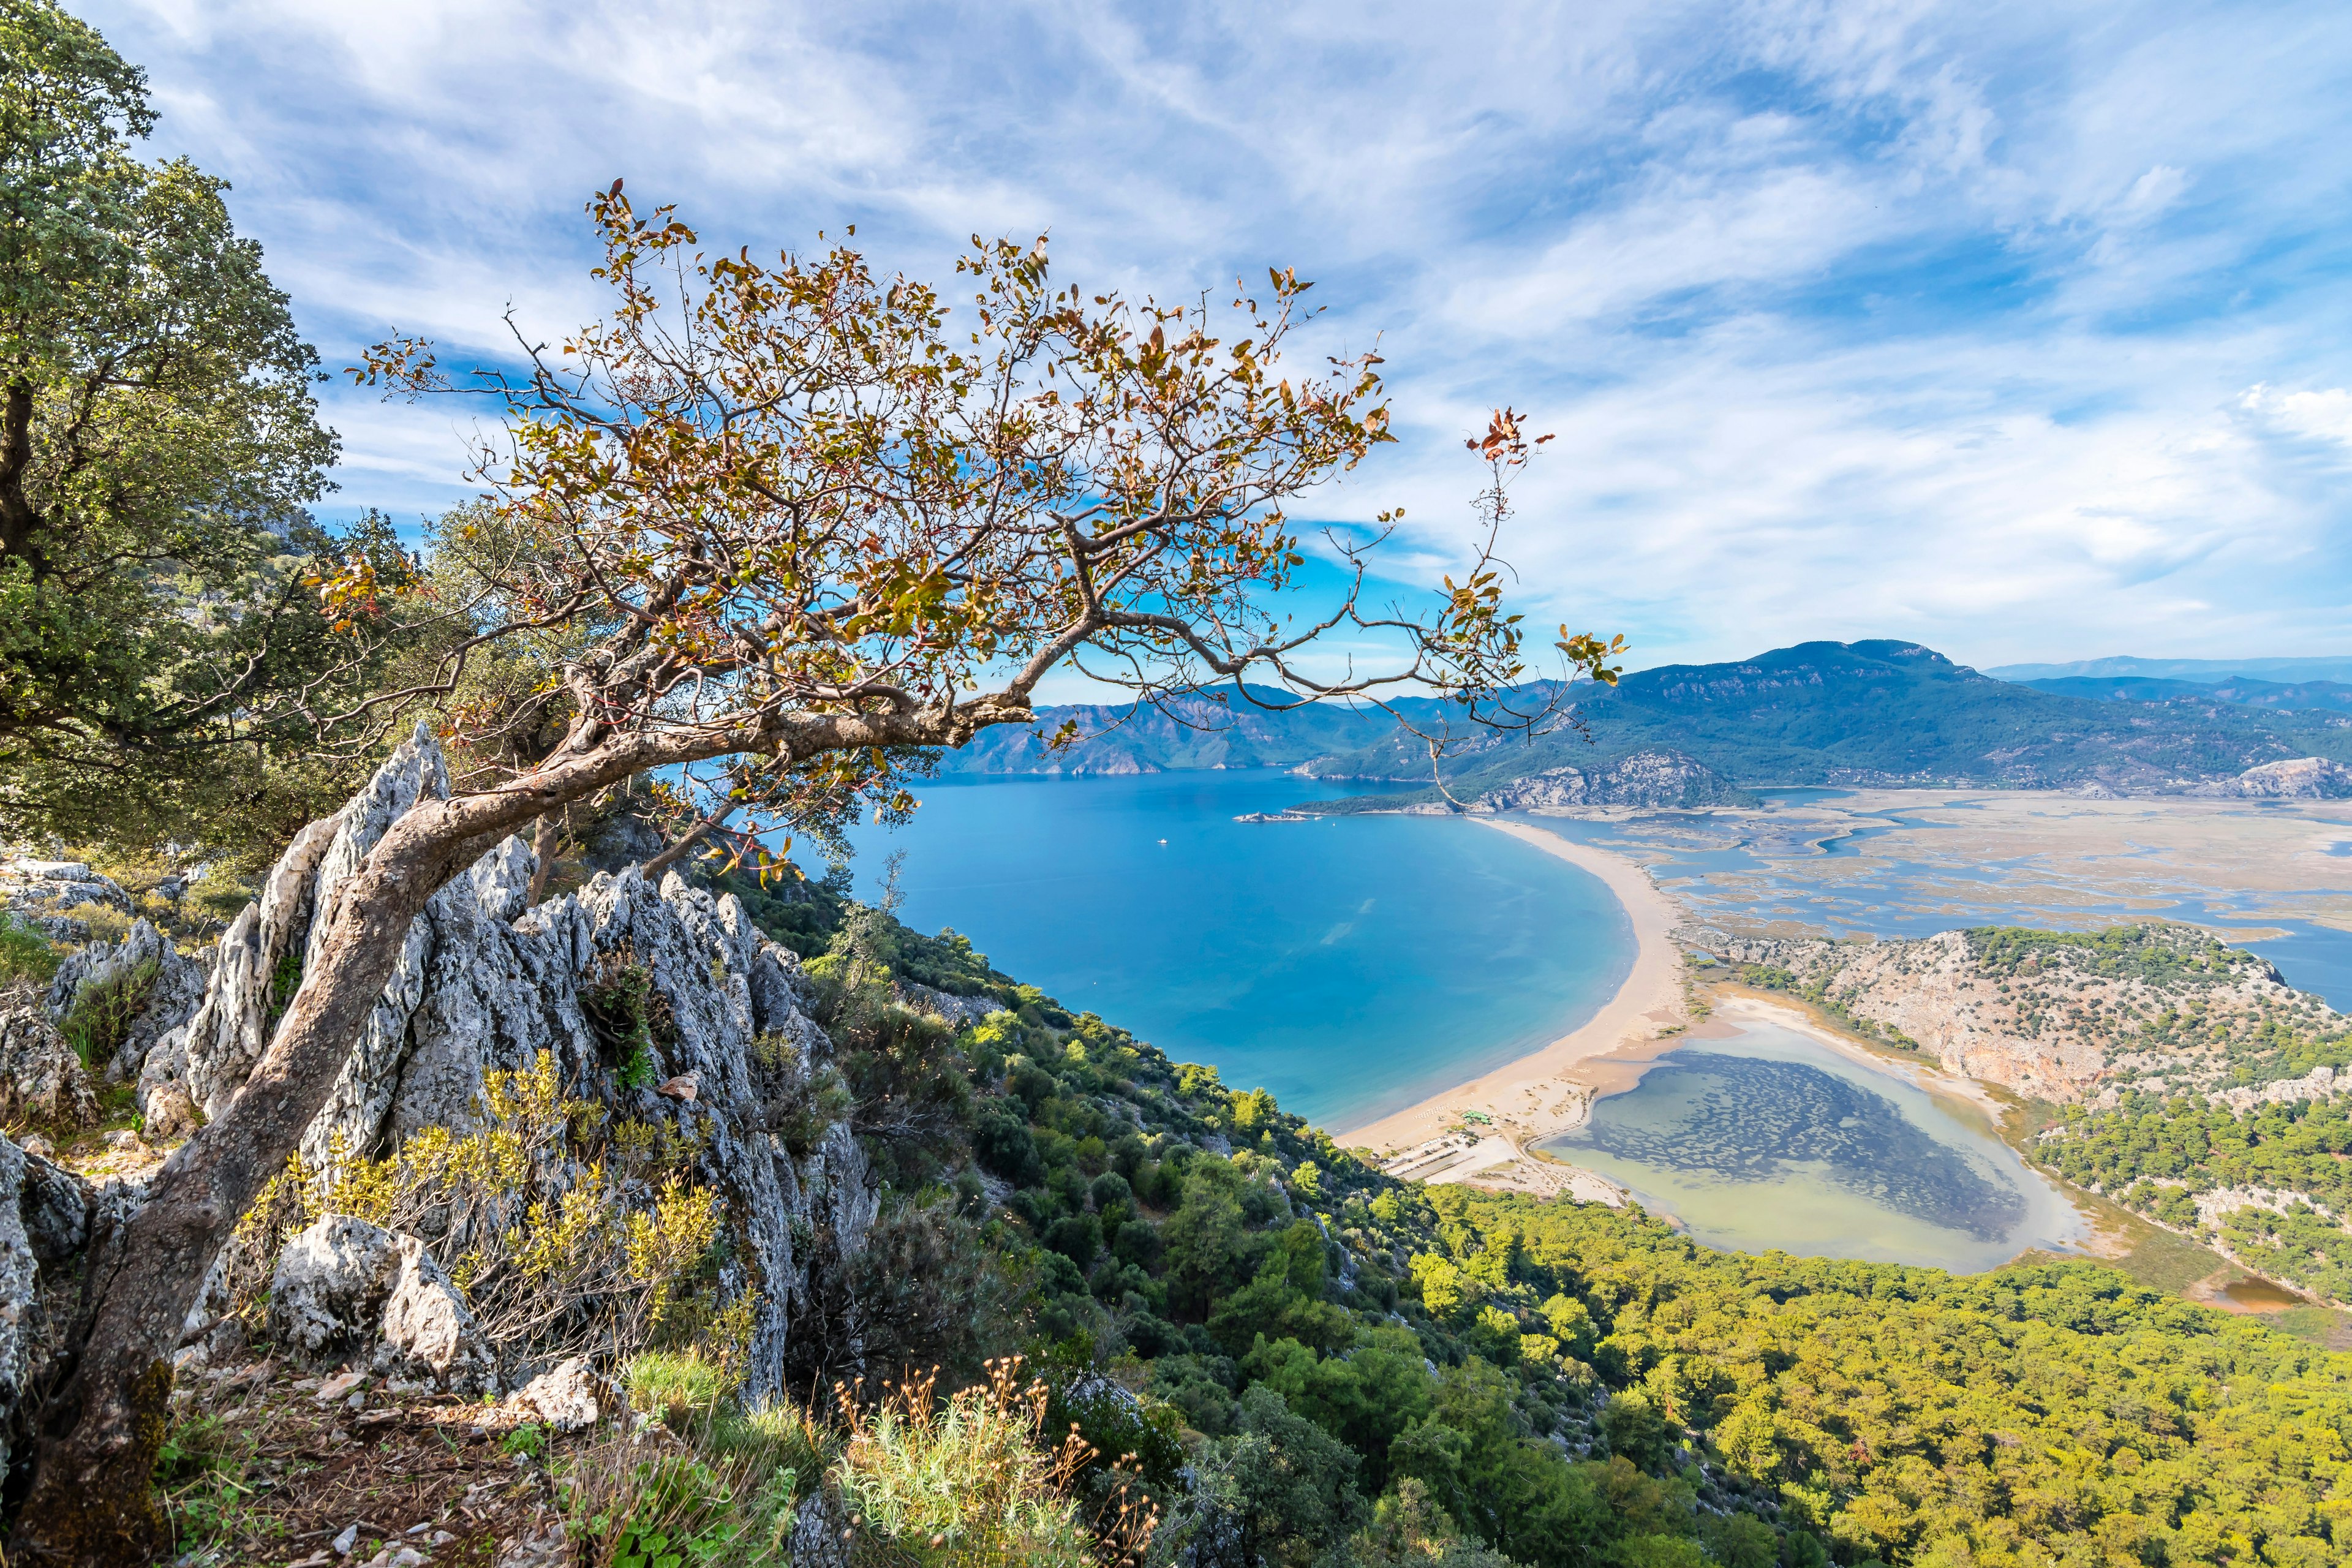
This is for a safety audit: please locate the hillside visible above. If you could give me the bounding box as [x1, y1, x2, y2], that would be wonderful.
[19, 778, 2352, 1566]
[936, 641, 2352, 801]
[1711, 922, 2352, 1310]
[2024, 674, 2352, 714]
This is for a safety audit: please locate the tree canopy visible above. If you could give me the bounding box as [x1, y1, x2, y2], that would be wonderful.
[0, 0, 361, 859]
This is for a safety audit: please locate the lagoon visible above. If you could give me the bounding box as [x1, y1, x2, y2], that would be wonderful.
[1539, 1019, 2084, 1272]
[845, 771, 1634, 1129]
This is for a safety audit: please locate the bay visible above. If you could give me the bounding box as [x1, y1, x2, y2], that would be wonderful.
[844, 771, 1634, 1130]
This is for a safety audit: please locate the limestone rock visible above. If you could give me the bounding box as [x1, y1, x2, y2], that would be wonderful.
[0, 860, 134, 943]
[375, 1237, 499, 1396]
[269, 1212, 497, 1392]
[505, 1357, 605, 1431]
[2198, 756, 2352, 800]
[1470, 747, 1753, 811]
[0, 997, 100, 1128]
[156, 726, 872, 1402]
[0, 1136, 96, 1480]
[899, 981, 1008, 1029]
[44, 917, 209, 1084]
[786, 1483, 853, 1568]
[270, 1213, 402, 1360]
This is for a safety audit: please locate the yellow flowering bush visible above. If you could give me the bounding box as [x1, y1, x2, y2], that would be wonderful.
[235, 1050, 734, 1364]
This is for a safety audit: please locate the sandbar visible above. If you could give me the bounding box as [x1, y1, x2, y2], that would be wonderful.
[1337, 820, 1687, 1153]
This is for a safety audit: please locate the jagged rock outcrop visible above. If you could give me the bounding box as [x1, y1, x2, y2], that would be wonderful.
[45, 916, 209, 1084]
[0, 1133, 117, 1480]
[0, 1000, 100, 1127]
[1468, 748, 1752, 812]
[1715, 923, 2336, 1102]
[58, 725, 897, 1409]
[0, 861, 135, 943]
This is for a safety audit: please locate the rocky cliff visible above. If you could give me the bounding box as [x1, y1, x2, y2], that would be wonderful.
[0, 726, 974, 1450]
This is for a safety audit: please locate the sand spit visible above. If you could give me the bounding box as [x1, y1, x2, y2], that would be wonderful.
[1338, 821, 1687, 1191]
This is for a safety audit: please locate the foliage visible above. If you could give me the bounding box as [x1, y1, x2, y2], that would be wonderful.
[0, 2, 407, 860]
[233, 1051, 728, 1365]
[151, 1409, 260, 1555]
[0, 910, 57, 986]
[56, 949, 156, 1069]
[830, 1361, 1152, 1568]
[564, 1441, 799, 1568]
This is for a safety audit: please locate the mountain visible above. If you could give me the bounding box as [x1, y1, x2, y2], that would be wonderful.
[1988, 654, 2352, 684]
[2022, 674, 2352, 714]
[935, 688, 1414, 774]
[946, 640, 2352, 799]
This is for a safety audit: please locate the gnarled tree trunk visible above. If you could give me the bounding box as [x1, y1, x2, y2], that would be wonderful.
[9, 703, 1017, 1564]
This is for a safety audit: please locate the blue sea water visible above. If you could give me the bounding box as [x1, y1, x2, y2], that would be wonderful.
[842, 772, 1634, 1131]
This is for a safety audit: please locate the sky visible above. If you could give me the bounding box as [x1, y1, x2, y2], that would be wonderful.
[78, 0, 2352, 675]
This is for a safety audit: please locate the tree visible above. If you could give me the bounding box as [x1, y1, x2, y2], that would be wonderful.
[11, 182, 1619, 1560]
[0, 0, 374, 862]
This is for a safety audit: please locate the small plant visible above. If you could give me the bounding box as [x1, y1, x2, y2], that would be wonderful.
[503, 1423, 549, 1461]
[154, 1410, 259, 1551]
[831, 1359, 1155, 1567]
[627, 1351, 729, 1430]
[0, 914, 59, 987]
[56, 899, 134, 945]
[567, 1448, 795, 1568]
[264, 949, 303, 1023]
[583, 950, 679, 1087]
[232, 1052, 726, 1367]
[59, 953, 160, 1071]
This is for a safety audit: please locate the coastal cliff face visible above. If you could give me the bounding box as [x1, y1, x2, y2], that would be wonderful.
[1713, 924, 2337, 1103]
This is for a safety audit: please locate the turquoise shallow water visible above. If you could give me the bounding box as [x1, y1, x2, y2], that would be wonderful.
[843, 772, 1634, 1129]
[1539, 1020, 2085, 1272]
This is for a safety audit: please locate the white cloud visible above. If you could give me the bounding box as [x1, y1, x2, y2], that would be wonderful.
[76, 0, 2352, 671]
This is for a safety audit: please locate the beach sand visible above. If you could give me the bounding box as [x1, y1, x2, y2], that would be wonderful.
[1336, 820, 1688, 1160]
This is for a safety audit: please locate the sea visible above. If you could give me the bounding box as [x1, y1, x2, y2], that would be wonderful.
[843, 770, 1633, 1131]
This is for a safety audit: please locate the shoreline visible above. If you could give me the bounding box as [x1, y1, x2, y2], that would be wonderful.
[1337, 819, 1687, 1153]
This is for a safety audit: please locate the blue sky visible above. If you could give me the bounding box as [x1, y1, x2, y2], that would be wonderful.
[81, 0, 2352, 674]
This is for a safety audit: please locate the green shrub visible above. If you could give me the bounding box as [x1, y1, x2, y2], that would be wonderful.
[59, 953, 160, 1069]
[58, 900, 133, 946]
[0, 915, 59, 988]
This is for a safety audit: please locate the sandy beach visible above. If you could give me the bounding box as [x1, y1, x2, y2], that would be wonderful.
[1337, 820, 1688, 1155]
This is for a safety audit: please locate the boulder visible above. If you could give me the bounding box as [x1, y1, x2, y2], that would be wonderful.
[269, 1213, 496, 1393]
[375, 1238, 498, 1396]
[0, 998, 100, 1128]
[270, 1213, 401, 1359]
[505, 1357, 605, 1431]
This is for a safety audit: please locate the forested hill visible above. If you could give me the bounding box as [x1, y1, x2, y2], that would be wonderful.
[938, 639, 2352, 796]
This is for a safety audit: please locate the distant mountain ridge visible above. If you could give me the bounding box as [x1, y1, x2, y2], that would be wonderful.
[2021, 674, 2352, 714]
[1988, 654, 2352, 684]
[937, 639, 2352, 801]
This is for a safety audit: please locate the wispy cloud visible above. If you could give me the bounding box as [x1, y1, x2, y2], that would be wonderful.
[81, 0, 2352, 666]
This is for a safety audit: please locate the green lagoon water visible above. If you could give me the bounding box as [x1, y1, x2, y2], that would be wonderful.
[844, 771, 1634, 1129]
[1539, 1022, 2084, 1271]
